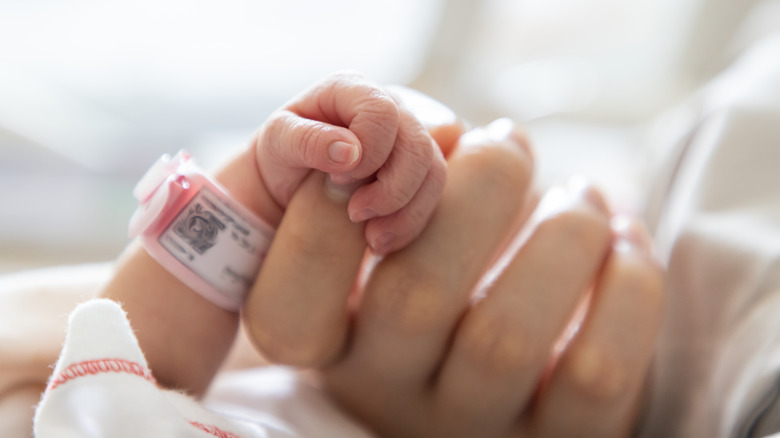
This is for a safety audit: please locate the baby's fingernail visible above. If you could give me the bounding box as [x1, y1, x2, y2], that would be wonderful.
[325, 176, 362, 202]
[350, 208, 377, 223]
[371, 232, 395, 254]
[329, 141, 359, 165]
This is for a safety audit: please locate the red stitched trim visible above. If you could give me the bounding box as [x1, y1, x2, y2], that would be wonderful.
[47, 358, 155, 391]
[189, 421, 242, 438]
[47, 361, 241, 438]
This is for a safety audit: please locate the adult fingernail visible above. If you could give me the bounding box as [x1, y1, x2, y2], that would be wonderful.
[329, 141, 359, 165]
[533, 178, 607, 225]
[533, 185, 569, 220]
[486, 118, 514, 142]
[486, 118, 531, 154]
[325, 176, 363, 202]
[567, 175, 609, 214]
[611, 215, 651, 248]
[611, 214, 662, 266]
[371, 232, 395, 254]
[350, 208, 378, 223]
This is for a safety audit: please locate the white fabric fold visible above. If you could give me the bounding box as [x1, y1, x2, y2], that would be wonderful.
[34, 299, 278, 438]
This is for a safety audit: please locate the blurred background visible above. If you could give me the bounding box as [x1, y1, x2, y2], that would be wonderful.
[0, 0, 774, 273]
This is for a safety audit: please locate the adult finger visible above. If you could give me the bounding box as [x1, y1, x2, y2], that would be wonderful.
[322, 120, 534, 435]
[431, 180, 612, 437]
[242, 172, 366, 367]
[527, 216, 664, 437]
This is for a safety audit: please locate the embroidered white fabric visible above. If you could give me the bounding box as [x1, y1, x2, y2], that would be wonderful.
[34, 299, 374, 438]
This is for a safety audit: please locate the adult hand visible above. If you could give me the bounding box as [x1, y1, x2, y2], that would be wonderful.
[243, 97, 664, 437]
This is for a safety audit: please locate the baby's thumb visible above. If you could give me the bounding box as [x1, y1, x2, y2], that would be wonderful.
[256, 110, 363, 206]
[261, 110, 362, 172]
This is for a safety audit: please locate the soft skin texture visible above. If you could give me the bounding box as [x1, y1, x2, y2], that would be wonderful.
[245, 118, 665, 437]
[100, 73, 449, 396]
[255, 72, 447, 254]
[100, 71, 663, 436]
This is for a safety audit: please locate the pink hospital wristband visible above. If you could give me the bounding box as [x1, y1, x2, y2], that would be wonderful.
[128, 151, 275, 311]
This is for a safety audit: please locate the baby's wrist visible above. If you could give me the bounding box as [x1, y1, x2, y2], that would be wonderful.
[212, 145, 285, 228]
[130, 150, 276, 311]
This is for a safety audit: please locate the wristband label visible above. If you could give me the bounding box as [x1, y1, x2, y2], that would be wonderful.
[158, 187, 268, 302]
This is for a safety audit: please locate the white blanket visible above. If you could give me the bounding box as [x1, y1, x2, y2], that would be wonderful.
[34, 298, 373, 438]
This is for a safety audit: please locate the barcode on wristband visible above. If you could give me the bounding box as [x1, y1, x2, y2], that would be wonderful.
[158, 187, 268, 301]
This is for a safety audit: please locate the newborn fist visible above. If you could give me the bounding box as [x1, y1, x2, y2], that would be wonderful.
[253, 72, 447, 254]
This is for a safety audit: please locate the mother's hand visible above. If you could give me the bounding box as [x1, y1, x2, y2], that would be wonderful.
[243, 108, 664, 438]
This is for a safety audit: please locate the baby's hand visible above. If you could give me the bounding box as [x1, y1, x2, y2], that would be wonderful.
[253, 72, 447, 254]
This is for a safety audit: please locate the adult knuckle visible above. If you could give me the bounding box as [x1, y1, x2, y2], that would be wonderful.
[252, 327, 335, 367]
[565, 346, 627, 402]
[459, 315, 536, 375]
[282, 226, 345, 264]
[538, 207, 610, 256]
[245, 303, 343, 368]
[370, 267, 449, 333]
[463, 145, 532, 196]
[244, 316, 287, 364]
[613, 255, 666, 314]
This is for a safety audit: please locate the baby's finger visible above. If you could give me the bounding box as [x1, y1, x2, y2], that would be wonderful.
[528, 217, 664, 437]
[256, 109, 362, 207]
[362, 147, 446, 254]
[242, 172, 365, 367]
[386, 85, 464, 157]
[347, 107, 439, 223]
[286, 72, 400, 181]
